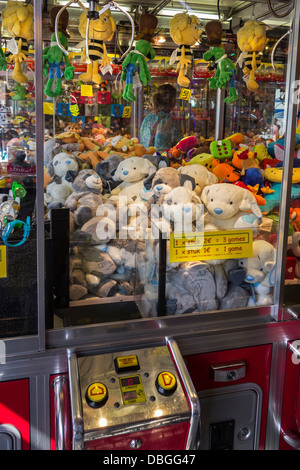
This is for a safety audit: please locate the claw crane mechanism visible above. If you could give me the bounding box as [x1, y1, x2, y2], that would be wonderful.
[54, 0, 135, 65]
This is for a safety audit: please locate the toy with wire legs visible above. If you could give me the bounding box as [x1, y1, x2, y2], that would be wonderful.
[203, 20, 238, 104]
[121, 13, 157, 102]
[237, 20, 268, 92]
[43, 7, 75, 98]
[78, 6, 116, 84]
[2, 1, 34, 84]
[169, 12, 202, 88]
[121, 40, 155, 102]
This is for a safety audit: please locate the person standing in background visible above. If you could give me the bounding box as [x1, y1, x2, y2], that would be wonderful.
[140, 83, 183, 153]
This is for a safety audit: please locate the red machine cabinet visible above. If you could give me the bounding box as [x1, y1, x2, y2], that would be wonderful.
[0, 379, 30, 450]
[184, 344, 272, 450]
[280, 340, 300, 450]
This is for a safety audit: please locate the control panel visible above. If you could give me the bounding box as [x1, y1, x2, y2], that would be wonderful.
[74, 345, 191, 435]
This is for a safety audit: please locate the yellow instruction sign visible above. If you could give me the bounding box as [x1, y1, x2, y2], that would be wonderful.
[0, 246, 7, 278]
[80, 84, 93, 97]
[169, 230, 253, 263]
[179, 88, 192, 100]
[43, 102, 54, 115]
[122, 106, 132, 118]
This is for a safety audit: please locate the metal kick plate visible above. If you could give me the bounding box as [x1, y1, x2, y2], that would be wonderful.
[77, 346, 190, 433]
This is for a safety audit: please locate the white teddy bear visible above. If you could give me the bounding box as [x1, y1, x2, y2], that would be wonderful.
[109, 156, 156, 206]
[45, 152, 79, 208]
[201, 183, 263, 236]
[154, 180, 203, 237]
[238, 239, 276, 306]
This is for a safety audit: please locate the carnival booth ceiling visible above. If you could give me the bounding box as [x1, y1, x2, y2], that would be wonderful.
[32, 0, 294, 42]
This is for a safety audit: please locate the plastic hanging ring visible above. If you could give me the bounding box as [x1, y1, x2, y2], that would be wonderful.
[55, 0, 88, 55]
[271, 29, 291, 70]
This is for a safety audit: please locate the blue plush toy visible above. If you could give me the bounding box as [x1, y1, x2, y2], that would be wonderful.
[263, 182, 300, 213]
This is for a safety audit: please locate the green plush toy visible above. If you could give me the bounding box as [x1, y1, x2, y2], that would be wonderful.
[203, 46, 238, 104]
[9, 83, 29, 100]
[203, 20, 238, 104]
[0, 48, 7, 72]
[121, 39, 155, 102]
[43, 31, 74, 98]
[42, 6, 74, 98]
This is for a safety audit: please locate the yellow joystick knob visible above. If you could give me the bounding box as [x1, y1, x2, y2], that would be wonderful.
[156, 371, 177, 396]
[86, 382, 108, 408]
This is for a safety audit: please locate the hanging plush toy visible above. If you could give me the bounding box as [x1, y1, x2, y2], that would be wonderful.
[78, 6, 116, 84]
[121, 13, 157, 102]
[169, 12, 201, 88]
[43, 6, 75, 98]
[237, 20, 268, 92]
[203, 20, 238, 104]
[2, 0, 34, 84]
[0, 48, 7, 72]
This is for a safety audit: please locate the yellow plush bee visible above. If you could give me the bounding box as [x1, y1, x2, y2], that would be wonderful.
[169, 12, 202, 87]
[237, 20, 268, 92]
[2, 0, 34, 84]
[78, 7, 116, 84]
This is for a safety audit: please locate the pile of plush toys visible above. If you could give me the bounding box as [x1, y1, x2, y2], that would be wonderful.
[43, 121, 300, 316]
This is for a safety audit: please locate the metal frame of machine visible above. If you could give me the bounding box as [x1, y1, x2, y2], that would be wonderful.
[0, 0, 300, 451]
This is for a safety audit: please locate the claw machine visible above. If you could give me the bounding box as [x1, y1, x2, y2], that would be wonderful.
[0, 0, 299, 453]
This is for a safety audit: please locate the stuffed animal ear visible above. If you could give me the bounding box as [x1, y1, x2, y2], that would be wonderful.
[48, 162, 54, 178]
[200, 187, 209, 205]
[148, 165, 156, 176]
[143, 172, 155, 190]
[249, 201, 263, 220]
[180, 174, 195, 190]
[65, 170, 78, 183]
[113, 163, 122, 181]
[191, 193, 201, 205]
[239, 190, 257, 211]
[267, 262, 276, 286]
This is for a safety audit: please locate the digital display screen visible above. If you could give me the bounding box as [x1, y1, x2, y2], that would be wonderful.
[120, 376, 140, 387]
[123, 390, 138, 401]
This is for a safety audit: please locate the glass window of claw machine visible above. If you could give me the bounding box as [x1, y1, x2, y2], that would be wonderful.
[40, 0, 299, 337]
[0, 0, 298, 348]
[0, 0, 46, 341]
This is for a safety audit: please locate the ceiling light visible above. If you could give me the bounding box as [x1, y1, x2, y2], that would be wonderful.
[160, 9, 220, 20]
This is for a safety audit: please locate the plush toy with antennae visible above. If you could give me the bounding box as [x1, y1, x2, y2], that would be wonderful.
[78, 6, 116, 84]
[121, 13, 157, 102]
[203, 20, 238, 104]
[43, 6, 75, 98]
[237, 20, 268, 92]
[2, 0, 34, 84]
[169, 12, 202, 88]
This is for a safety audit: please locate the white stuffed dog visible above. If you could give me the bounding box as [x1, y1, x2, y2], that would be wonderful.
[238, 239, 276, 306]
[110, 156, 156, 206]
[155, 179, 203, 236]
[201, 183, 263, 236]
[177, 164, 218, 196]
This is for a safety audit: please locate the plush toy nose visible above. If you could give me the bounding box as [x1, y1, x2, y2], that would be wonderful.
[246, 275, 255, 282]
[214, 208, 223, 215]
[183, 206, 191, 212]
[123, 170, 129, 175]
[65, 160, 72, 165]
[156, 185, 163, 191]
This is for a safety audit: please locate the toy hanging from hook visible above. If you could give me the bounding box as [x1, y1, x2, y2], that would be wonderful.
[2, 0, 34, 84]
[121, 13, 158, 102]
[169, 12, 202, 88]
[54, 0, 135, 84]
[236, 20, 268, 92]
[43, 6, 75, 98]
[203, 20, 238, 104]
